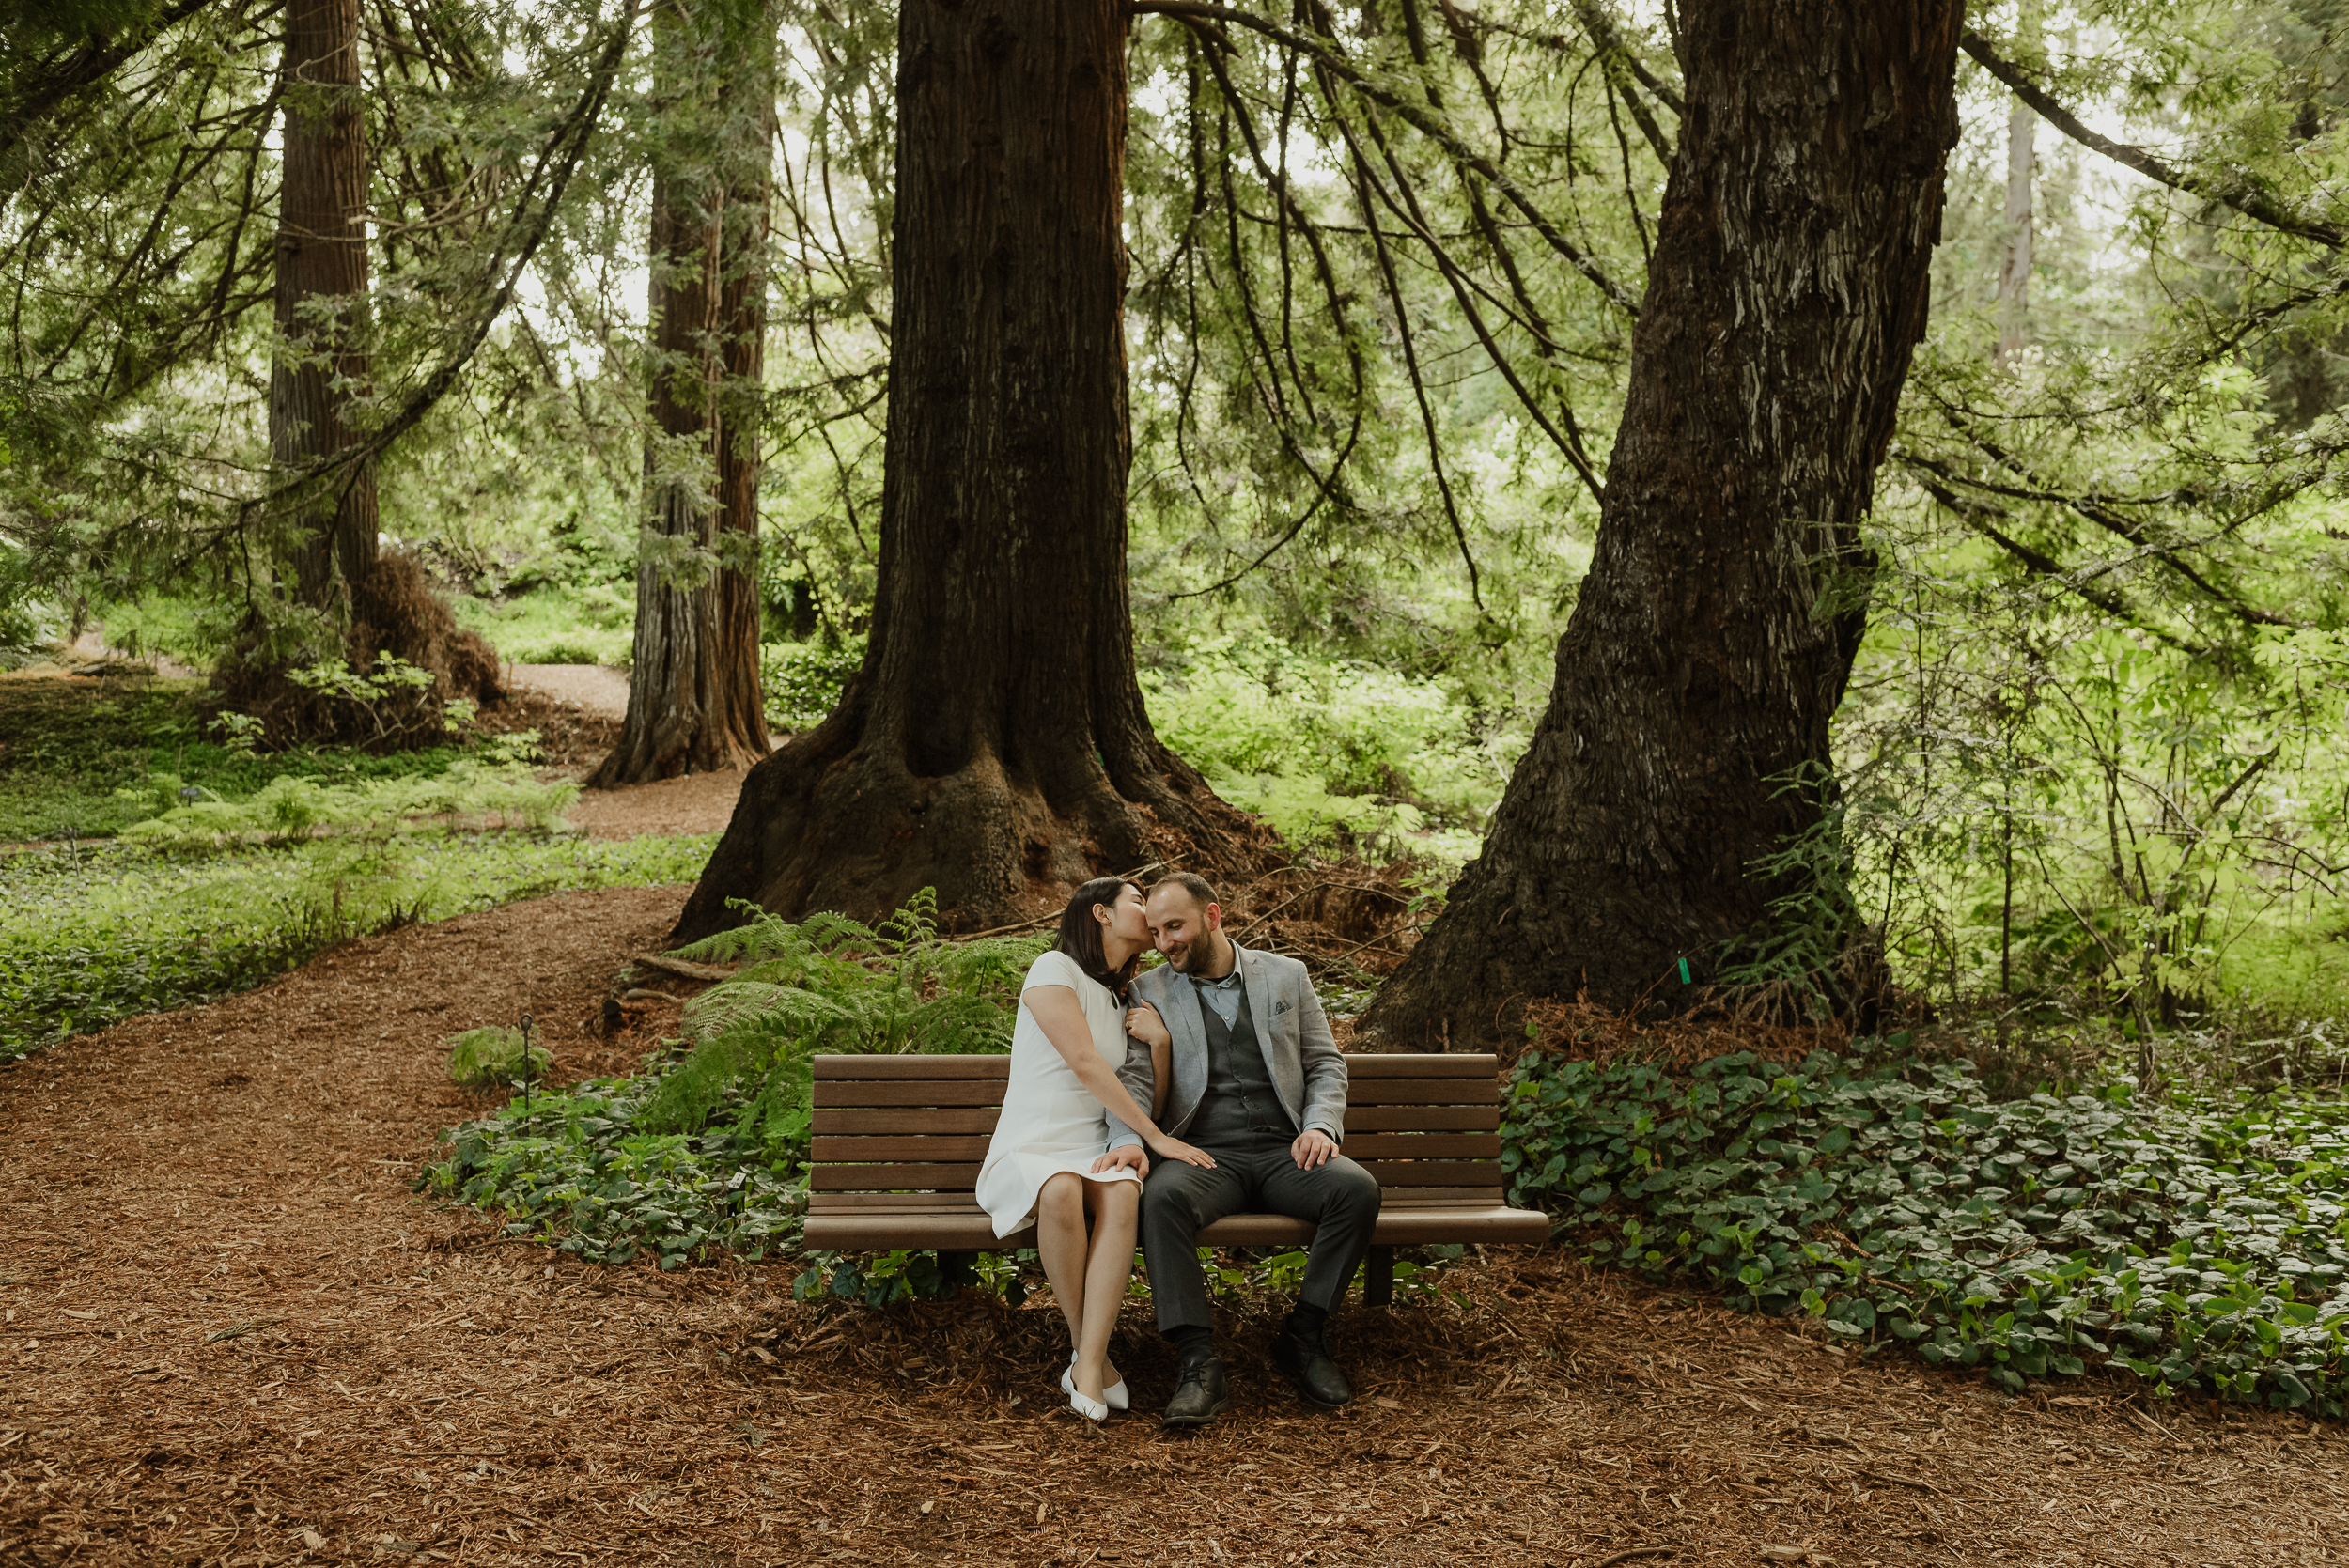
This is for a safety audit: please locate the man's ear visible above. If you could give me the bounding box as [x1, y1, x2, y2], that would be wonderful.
[1203, 902, 1222, 932]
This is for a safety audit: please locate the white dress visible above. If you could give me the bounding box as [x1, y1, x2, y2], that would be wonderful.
[974, 949, 1143, 1238]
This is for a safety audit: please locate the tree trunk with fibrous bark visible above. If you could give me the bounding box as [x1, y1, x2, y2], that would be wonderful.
[591, 0, 775, 787]
[673, 0, 1267, 940]
[1361, 0, 1961, 1047]
[274, 0, 378, 612]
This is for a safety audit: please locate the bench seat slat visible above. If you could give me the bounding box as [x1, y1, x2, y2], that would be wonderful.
[816, 1108, 1003, 1135]
[805, 1203, 1548, 1252]
[816, 1079, 1497, 1110]
[809, 1053, 1494, 1080]
[1316, 1132, 1500, 1158]
[814, 1081, 1019, 1108]
[814, 1135, 990, 1161]
[1344, 1105, 1501, 1132]
[812, 1158, 1504, 1191]
[814, 1056, 1009, 1079]
[812, 1162, 983, 1191]
[1341, 1054, 1500, 1079]
[806, 1131, 1502, 1162]
[1341, 1079, 1499, 1106]
[811, 1107, 1502, 1136]
[804, 1185, 1508, 1216]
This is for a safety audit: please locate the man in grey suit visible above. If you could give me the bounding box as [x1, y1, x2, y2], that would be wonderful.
[1102, 873, 1382, 1425]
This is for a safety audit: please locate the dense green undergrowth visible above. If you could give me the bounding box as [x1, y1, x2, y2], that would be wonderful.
[744, 629, 1513, 862]
[447, 582, 633, 667]
[0, 831, 715, 1061]
[1504, 1048, 2349, 1414]
[425, 1072, 810, 1266]
[0, 676, 477, 843]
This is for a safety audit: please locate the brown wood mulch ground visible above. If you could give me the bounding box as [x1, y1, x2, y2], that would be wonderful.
[3, 885, 2343, 1568]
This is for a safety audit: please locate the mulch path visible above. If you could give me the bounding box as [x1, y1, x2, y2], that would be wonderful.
[565, 768, 753, 842]
[3, 886, 2343, 1568]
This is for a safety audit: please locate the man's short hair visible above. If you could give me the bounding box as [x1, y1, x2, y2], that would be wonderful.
[1149, 872, 1219, 911]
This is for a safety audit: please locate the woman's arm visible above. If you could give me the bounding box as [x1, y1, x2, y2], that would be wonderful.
[1025, 986, 1214, 1168]
[1125, 1001, 1173, 1121]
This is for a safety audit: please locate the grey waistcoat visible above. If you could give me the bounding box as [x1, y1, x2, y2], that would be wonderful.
[1190, 979, 1298, 1141]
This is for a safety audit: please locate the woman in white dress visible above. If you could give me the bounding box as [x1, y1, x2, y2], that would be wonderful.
[974, 877, 1206, 1421]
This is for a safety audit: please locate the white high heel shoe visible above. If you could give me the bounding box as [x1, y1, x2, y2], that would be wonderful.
[1066, 1386, 1109, 1421]
[1062, 1361, 1129, 1412]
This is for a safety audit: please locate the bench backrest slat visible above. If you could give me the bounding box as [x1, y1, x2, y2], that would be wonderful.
[809, 1053, 1511, 1206]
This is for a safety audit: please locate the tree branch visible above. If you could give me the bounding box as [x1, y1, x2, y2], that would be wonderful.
[0, 0, 218, 173]
[1133, 0, 1642, 317]
[1959, 28, 2342, 248]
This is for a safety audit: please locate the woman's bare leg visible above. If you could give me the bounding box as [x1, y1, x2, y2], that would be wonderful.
[1151, 1034, 1171, 1121]
[1033, 1172, 1089, 1352]
[1070, 1178, 1141, 1403]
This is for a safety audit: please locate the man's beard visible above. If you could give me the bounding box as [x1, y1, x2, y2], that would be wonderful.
[1163, 937, 1209, 974]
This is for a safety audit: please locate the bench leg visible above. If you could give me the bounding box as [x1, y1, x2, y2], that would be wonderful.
[1364, 1244, 1394, 1308]
[939, 1250, 977, 1292]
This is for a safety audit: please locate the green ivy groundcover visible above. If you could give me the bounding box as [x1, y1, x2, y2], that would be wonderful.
[1503, 1046, 2349, 1415]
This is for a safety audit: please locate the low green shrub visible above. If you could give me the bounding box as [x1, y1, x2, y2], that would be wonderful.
[1502, 1046, 2349, 1413]
[0, 831, 716, 1061]
[447, 1026, 552, 1089]
[422, 1075, 809, 1267]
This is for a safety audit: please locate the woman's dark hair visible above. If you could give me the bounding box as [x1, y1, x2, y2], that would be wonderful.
[1056, 877, 1143, 994]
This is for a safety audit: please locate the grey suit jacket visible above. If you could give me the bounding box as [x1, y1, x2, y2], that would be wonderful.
[1106, 941, 1347, 1151]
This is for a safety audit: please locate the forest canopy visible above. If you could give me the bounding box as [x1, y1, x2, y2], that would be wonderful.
[3, 0, 2347, 1049]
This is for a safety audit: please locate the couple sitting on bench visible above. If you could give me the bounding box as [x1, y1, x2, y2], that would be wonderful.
[974, 873, 1377, 1427]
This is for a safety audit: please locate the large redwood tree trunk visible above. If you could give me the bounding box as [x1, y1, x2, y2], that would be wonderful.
[1361, 0, 1961, 1047]
[592, 0, 774, 786]
[273, 0, 378, 610]
[673, 0, 1263, 939]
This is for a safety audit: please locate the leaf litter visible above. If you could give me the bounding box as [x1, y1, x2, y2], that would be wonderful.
[0, 883, 2342, 1566]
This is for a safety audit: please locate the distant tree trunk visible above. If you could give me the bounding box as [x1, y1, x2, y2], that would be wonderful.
[672, 0, 1265, 939]
[1360, 0, 1961, 1047]
[1993, 2, 2037, 367]
[273, 0, 378, 611]
[591, 0, 774, 787]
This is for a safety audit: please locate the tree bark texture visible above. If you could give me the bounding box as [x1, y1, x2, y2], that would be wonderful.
[591, 0, 775, 787]
[673, 0, 1266, 940]
[273, 0, 379, 611]
[1360, 0, 1961, 1046]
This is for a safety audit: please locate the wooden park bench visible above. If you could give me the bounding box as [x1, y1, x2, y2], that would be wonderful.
[804, 1052, 1551, 1304]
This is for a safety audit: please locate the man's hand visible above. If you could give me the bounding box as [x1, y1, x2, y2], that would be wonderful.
[1291, 1129, 1337, 1171]
[1092, 1143, 1149, 1177]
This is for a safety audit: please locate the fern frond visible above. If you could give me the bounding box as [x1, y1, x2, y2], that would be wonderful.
[685, 981, 861, 1048]
[667, 902, 801, 964]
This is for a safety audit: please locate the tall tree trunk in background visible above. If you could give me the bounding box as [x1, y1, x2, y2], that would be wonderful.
[274, 0, 377, 610]
[1360, 0, 1961, 1048]
[1994, 1, 2037, 367]
[673, 0, 1265, 940]
[591, 0, 774, 786]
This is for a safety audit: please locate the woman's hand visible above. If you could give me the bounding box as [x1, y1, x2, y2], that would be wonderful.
[1147, 1133, 1217, 1170]
[1125, 1001, 1170, 1048]
[1091, 1143, 1149, 1177]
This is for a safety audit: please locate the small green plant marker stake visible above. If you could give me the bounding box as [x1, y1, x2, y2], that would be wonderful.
[1677, 957, 1691, 985]
[519, 1011, 534, 1124]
